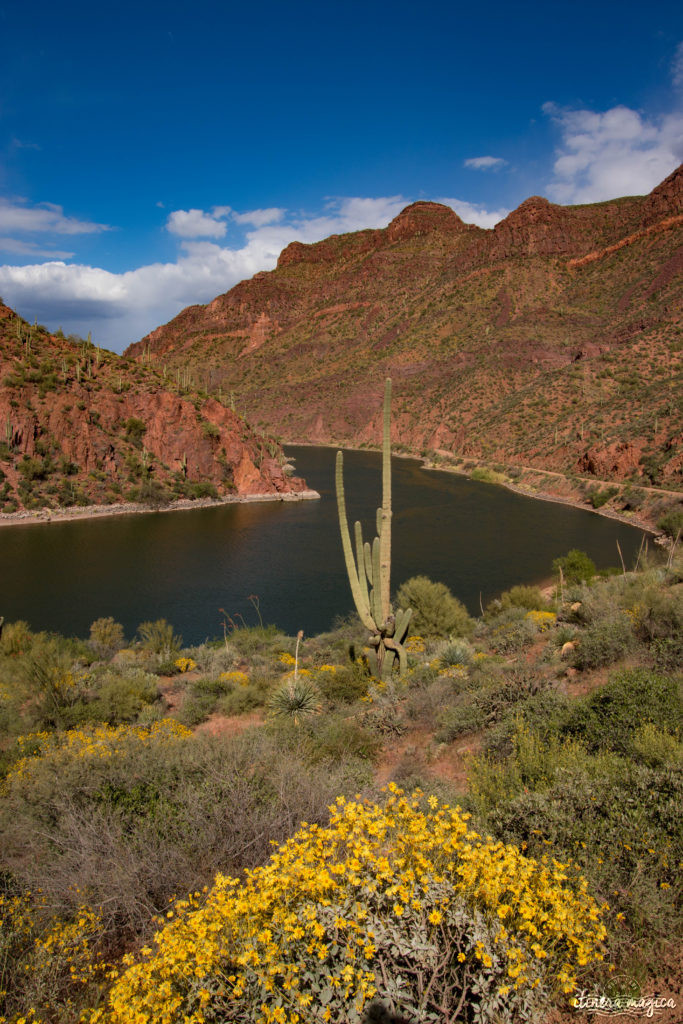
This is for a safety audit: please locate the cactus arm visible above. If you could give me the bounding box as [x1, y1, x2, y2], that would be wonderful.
[354, 520, 370, 612]
[336, 451, 375, 631]
[363, 541, 374, 587]
[371, 537, 383, 626]
[379, 379, 392, 624]
[394, 607, 412, 643]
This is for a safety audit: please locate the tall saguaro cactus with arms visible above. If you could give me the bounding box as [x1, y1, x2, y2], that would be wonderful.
[336, 378, 412, 680]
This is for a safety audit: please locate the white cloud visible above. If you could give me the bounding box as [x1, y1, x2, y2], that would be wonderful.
[542, 101, 683, 204]
[0, 195, 417, 351]
[436, 197, 509, 229]
[464, 156, 507, 170]
[231, 207, 285, 227]
[0, 198, 109, 235]
[166, 207, 229, 238]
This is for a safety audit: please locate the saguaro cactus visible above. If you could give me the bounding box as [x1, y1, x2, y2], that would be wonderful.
[336, 378, 412, 680]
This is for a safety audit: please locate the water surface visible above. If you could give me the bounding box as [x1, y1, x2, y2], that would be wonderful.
[1, 447, 646, 643]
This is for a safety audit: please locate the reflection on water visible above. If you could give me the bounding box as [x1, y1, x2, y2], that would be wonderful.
[2, 447, 646, 643]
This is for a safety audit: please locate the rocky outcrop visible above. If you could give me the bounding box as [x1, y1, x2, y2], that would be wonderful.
[0, 303, 307, 511]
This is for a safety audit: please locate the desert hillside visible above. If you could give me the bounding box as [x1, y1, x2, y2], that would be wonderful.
[127, 166, 682, 493]
[0, 302, 307, 512]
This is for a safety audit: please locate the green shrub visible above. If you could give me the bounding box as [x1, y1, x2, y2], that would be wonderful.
[489, 585, 550, 615]
[485, 608, 538, 654]
[570, 615, 634, 669]
[561, 668, 682, 755]
[176, 689, 218, 726]
[0, 620, 33, 656]
[657, 505, 683, 539]
[553, 549, 596, 584]
[479, 757, 683, 969]
[137, 619, 182, 658]
[88, 616, 125, 658]
[395, 576, 473, 638]
[314, 663, 369, 704]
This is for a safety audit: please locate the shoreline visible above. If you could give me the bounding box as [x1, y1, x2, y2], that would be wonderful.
[0, 488, 320, 529]
[285, 441, 664, 536]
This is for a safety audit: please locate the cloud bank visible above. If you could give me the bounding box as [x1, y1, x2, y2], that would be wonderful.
[543, 102, 683, 204]
[0, 194, 505, 351]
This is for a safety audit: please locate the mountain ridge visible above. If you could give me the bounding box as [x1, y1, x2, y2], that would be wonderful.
[126, 168, 683, 498]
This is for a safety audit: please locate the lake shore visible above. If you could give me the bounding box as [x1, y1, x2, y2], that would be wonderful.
[286, 440, 664, 536]
[0, 488, 321, 529]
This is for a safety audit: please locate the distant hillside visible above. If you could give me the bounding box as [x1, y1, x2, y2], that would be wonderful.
[127, 166, 683, 492]
[0, 303, 307, 513]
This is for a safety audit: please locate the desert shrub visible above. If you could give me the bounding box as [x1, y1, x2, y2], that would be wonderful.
[479, 757, 682, 969]
[631, 722, 683, 768]
[657, 505, 683, 539]
[136, 618, 182, 658]
[552, 549, 596, 585]
[629, 585, 683, 644]
[481, 690, 572, 759]
[227, 623, 283, 656]
[0, 619, 33, 656]
[395, 576, 474, 639]
[436, 670, 553, 745]
[218, 672, 272, 715]
[488, 585, 550, 616]
[87, 788, 607, 1024]
[561, 668, 682, 755]
[176, 689, 219, 726]
[15, 636, 89, 730]
[651, 634, 683, 671]
[484, 608, 538, 654]
[0, 889, 107, 1024]
[304, 712, 380, 762]
[0, 723, 356, 944]
[404, 676, 458, 729]
[73, 669, 159, 725]
[314, 663, 369, 704]
[570, 615, 634, 669]
[436, 700, 487, 742]
[88, 616, 125, 658]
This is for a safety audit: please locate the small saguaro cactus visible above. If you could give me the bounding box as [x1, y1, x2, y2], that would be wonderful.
[336, 378, 412, 680]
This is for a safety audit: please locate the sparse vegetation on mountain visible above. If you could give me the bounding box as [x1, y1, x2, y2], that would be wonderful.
[126, 167, 683, 528]
[0, 301, 308, 514]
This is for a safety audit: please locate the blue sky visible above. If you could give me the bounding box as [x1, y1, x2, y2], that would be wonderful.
[0, 0, 682, 351]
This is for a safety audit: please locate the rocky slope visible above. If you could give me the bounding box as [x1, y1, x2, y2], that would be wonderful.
[0, 303, 307, 512]
[127, 167, 683, 494]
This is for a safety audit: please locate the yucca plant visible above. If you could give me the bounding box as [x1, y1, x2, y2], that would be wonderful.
[270, 678, 321, 724]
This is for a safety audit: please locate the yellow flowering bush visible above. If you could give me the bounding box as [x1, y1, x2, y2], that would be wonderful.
[3, 720, 191, 787]
[218, 670, 250, 687]
[174, 657, 197, 673]
[405, 636, 426, 654]
[87, 787, 605, 1024]
[0, 890, 107, 1024]
[524, 611, 557, 632]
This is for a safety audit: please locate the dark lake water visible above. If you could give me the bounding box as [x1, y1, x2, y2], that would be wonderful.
[1, 446, 647, 644]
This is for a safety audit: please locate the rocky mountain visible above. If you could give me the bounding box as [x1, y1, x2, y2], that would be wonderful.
[127, 167, 683, 493]
[0, 303, 307, 512]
